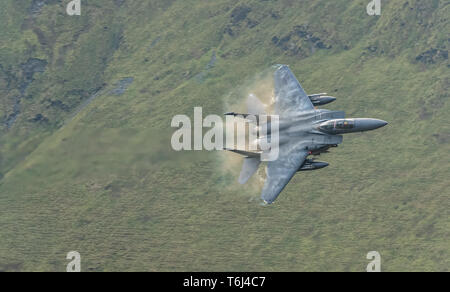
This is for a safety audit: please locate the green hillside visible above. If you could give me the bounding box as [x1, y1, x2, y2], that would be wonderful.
[0, 0, 448, 271]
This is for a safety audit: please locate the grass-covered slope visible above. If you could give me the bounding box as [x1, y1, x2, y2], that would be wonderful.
[0, 0, 448, 271]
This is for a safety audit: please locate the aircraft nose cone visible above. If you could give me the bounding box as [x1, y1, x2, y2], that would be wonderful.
[373, 119, 388, 129]
[356, 119, 388, 131]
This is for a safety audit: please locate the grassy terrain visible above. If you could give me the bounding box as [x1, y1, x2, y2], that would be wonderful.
[0, 0, 448, 271]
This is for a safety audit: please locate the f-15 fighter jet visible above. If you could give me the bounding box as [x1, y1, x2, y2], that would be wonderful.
[225, 65, 388, 204]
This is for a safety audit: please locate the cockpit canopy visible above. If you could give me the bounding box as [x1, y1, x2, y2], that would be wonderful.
[319, 119, 355, 132]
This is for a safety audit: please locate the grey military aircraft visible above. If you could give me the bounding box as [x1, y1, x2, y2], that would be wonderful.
[225, 64, 388, 204]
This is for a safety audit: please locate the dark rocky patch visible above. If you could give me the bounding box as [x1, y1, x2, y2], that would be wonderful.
[293, 25, 332, 49]
[272, 25, 332, 57]
[418, 106, 433, 120]
[246, 19, 259, 29]
[270, 11, 280, 19]
[315, 41, 328, 49]
[224, 5, 257, 35]
[46, 99, 71, 112]
[28, 0, 59, 16]
[110, 77, 134, 95]
[20, 58, 47, 94]
[4, 98, 20, 129]
[224, 26, 234, 36]
[29, 0, 46, 16]
[114, 0, 126, 7]
[432, 133, 450, 144]
[0, 64, 18, 91]
[2, 58, 47, 129]
[104, 181, 123, 198]
[366, 45, 378, 53]
[29, 113, 49, 124]
[416, 48, 448, 64]
[230, 5, 251, 24]
[272, 35, 291, 50]
[32, 27, 48, 47]
[206, 51, 217, 70]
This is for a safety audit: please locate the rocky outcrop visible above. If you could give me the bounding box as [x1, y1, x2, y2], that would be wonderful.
[110, 77, 134, 96]
[3, 58, 47, 129]
[272, 25, 332, 58]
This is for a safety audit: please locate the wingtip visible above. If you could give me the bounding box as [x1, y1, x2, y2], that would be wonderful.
[238, 178, 248, 185]
[273, 64, 288, 70]
[260, 199, 272, 206]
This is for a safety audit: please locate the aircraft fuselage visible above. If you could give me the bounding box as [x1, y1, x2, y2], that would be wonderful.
[259, 109, 387, 155]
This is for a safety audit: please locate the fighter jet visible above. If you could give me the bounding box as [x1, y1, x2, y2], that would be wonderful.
[225, 65, 388, 204]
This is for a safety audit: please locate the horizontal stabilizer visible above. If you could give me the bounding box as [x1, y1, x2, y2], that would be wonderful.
[224, 112, 254, 118]
[224, 94, 266, 122]
[224, 148, 261, 158]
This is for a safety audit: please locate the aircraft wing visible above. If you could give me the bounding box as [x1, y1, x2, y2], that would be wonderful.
[273, 65, 315, 115]
[261, 142, 309, 204]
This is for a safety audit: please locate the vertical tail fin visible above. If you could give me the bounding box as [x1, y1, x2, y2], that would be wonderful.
[247, 93, 266, 139]
[233, 94, 265, 184]
[238, 157, 261, 184]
